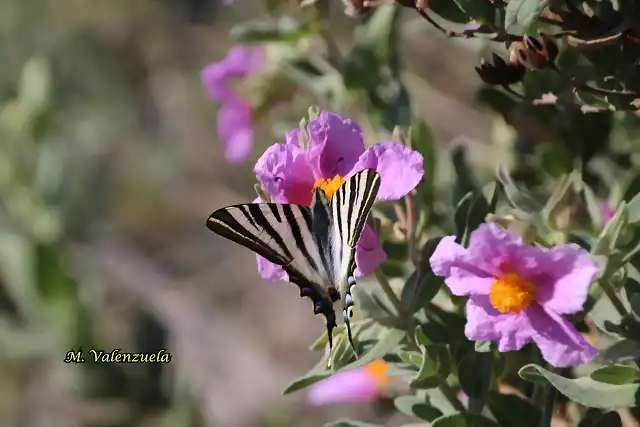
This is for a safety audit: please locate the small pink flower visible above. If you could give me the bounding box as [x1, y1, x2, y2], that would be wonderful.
[201, 45, 263, 163]
[430, 223, 599, 368]
[253, 111, 424, 281]
[307, 360, 390, 405]
[597, 200, 615, 226]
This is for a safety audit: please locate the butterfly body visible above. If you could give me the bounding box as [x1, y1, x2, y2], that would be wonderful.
[206, 169, 381, 360]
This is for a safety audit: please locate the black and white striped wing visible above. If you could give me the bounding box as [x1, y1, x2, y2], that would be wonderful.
[329, 169, 381, 286]
[207, 203, 328, 286]
[206, 202, 339, 352]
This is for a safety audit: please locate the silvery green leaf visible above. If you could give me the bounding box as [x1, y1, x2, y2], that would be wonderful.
[519, 363, 640, 408]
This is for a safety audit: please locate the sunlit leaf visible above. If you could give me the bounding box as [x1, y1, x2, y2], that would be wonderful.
[519, 363, 640, 408]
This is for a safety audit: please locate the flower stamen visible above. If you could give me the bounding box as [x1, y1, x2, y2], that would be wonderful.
[363, 360, 390, 387]
[489, 273, 534, 314]
[314, 174, 346, 199]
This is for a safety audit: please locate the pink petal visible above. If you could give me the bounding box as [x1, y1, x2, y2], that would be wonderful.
[354, 225, 387, 277]
[218, 45, 263, 77]
[349, 142, 424, 200]
[467, 223, 542, 278]
[429, 236, 494, 296]
[307, 368, 379, 405]
[532, 245, 599, 315]
[253, 143, 315, 205]
[201, 63, 234, 102]
[256, 255, 289, 282]
[286, 129, 300, 145]
[217, 102, 254, 164]
[201, 45, 263, 103]
[527, 305, 598, 367]
[465, 296, 536, 352]
[598, 200, 615, 225]
[306, 111, 365, 179]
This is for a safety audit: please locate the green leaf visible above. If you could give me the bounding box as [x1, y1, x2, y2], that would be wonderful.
[592, 202, 629, 256]
[395, 391, 443, 422]
[330, 330, 354, 369]
[474, 341, 492, 353]
[415, 325, 430, 347]
[451, 0, 496, 23]
[627, 192, 640, 225]
[18, 57, 51, 118]
[589, 365, 639, 385]
[282, 373, 329, 395]
[431, 412, 500, 427]
[309, 325, 346, 351]
[601, 339, 640, 364]
[230, 19, 308, 43]
[592, 412, 622, 427]
[495, 165, 542, 213]
[410, 119, 437, 210]
[487, 392, 540, 427]
[411, 326, 450, 386]
[411, 344, 450, 387]
[504, 0, 550, 33]
[452, 146, 481, 205]
[401, 237, 443, 313]
[324, 421, 382, 427]
[342, 4, 408, 131]
[398, 350, 423, 369]
[428, 0, 471, 23]
[458, 351, 492, 401]
[337, 327, 405, 371]
[454, 192, 474, 246]
[518, 363, 640, 408]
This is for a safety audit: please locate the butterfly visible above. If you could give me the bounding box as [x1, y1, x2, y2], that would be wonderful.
[206, 169, 381, 363]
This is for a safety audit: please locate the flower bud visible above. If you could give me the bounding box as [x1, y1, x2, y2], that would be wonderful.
[543, 171, 601, 233]
[485, 211, 539, 243]
[391, 125, 408, 146]
[298, 117, 309, 150]
[475, 53, 526, 86]
[254, 183, 272, 203]
[509, 31, 559, 70]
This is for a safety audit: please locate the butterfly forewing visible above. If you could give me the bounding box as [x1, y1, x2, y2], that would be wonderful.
[207, 203, 328, 286]
[330, 169, 381, 288]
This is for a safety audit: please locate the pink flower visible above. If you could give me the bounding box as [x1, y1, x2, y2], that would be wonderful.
[429, 223, 599, 368]
[598, 200, 615, 226]
[201, 45, 263, 164]
[307, 360, 390, 405]
[253, 111, 424, 281]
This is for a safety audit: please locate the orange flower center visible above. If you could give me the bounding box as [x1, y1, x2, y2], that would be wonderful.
[489, 273, 534, 314]
[363, 360, 391, 387]
[313, 174, 345, 200]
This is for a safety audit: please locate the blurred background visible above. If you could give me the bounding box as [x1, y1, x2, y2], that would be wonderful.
[0, 1, 501, 426]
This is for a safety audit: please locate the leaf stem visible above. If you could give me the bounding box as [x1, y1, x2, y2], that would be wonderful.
[374, 268, 405, 318]
[599, 280, 629, 317]
[538, 383, 557, 427]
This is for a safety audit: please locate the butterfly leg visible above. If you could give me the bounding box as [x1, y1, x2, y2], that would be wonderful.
[343, 276, 358, 358]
